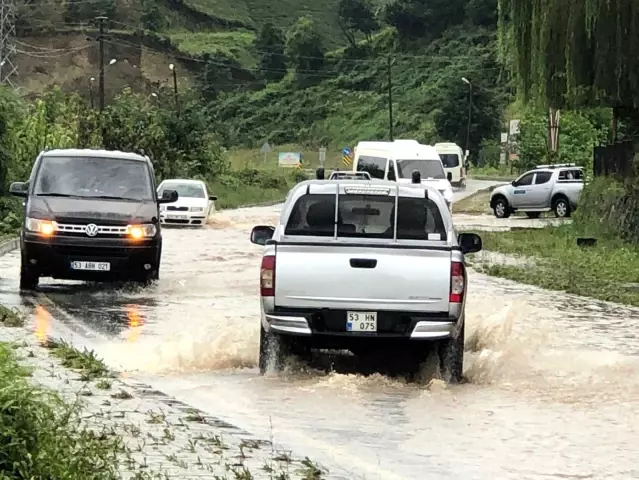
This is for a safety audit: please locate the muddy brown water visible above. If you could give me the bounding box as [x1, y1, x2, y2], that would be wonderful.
[0, 191, 638, 479]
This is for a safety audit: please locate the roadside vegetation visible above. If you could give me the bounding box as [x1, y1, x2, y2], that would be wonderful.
[467, 178, 639, 306]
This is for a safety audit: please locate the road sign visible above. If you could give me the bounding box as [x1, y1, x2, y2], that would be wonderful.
[319, 146, 326, 166]
[342, 147, 352, 168]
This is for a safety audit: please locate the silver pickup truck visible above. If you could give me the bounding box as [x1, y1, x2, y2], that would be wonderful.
[249, 178, 482, 383]
[489, 164, 585, 218]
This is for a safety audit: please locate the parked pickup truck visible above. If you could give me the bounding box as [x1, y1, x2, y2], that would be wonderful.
[489, 164, 585, 219]
[249, 178, 483, 383]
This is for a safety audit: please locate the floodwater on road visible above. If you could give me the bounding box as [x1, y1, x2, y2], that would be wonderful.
[1, 192, 638, 479]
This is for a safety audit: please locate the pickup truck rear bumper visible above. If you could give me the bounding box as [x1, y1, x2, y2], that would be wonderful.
[262, 307, 460, 341]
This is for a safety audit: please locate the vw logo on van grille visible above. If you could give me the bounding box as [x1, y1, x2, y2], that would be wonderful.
[85, 224, 99, 237]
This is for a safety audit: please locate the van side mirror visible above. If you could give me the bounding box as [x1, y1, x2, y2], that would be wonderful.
[9, 182, 28, 197]
[209, 195, 217, 201]
[447, 172, 453, 182]
[458, 232, 482, 254]
[250, 225, 275, 245]
[158, 189, 178, 204]
[511, 180, 517, 187]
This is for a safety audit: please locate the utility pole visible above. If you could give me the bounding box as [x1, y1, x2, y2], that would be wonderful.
[387, 55, 394, 141]
[462, 77, 472, 160]
[96, 16, 107, 112]
[0, 0, 18, 86]
[169, 63, 179, 115]
[89, 77, 95, 108]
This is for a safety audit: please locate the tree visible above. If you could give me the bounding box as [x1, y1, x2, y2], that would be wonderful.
[286, 17, 325, 80]
[337, 0, 379, 47]
[141, 0, 165, 31]
[254, 23, 287, 81]
[466, 0, 497, 27]
[64, 0, 116, 24]
[498, 0, 639, 136]
[434, 78, 502, 164]
[384, 0, 468, 40]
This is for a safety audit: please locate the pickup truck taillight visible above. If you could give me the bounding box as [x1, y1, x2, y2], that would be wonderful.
[260, 255, 276, 296]
[449, 261, 465, 303]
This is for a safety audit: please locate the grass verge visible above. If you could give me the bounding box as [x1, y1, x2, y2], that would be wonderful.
[467, 224, 639, 306]
[453, 188, 492, 215]
[211, 165, 309, 209]
[0, 341, 123, 479]
[0, 305, 24, 327]
[43, 338, 112, 380]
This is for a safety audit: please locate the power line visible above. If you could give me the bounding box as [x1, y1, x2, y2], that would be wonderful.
[0, 0, 18, 86]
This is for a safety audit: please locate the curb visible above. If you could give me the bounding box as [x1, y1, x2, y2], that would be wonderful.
[0, 237, 19, 258]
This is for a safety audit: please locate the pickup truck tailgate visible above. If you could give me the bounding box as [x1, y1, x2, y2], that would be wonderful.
[274, 244, 451, 313]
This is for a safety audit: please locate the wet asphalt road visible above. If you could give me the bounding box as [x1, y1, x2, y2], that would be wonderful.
[1, 179, 639, 479]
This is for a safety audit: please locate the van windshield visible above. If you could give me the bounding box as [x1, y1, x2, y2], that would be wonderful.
[33, 156, 153, 201]
[284, 193, 447, 241]
[396, 159, 445, 179]
[439, 154, 460, 168]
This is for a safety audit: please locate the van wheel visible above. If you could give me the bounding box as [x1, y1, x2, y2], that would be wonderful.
[438, 323, 464, 384]
[258, 325, 291, 374]
[492, 198, 510, 218]
[19, 264, 39, 291]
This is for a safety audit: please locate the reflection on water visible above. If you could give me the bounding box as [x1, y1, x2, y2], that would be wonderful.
[124, 304, 144, 343]
[33, 305, 51, 344]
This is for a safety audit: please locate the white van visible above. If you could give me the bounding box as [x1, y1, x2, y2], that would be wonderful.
[352, 139, 454, 207]
[433, 142, 467, 188]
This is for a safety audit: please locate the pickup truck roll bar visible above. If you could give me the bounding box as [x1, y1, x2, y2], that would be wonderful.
[316, 168, 372, 180]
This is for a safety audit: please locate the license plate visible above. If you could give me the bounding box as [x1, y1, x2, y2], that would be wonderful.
[167, 214, 187, 220]
[70, 261, 110, 271]
[346, 311, 377, 332]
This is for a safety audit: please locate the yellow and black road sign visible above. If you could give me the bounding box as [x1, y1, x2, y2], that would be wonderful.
[342, 155, 352, 167]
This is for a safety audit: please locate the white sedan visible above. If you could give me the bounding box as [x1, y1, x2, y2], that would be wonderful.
[157, 179, 217, 227]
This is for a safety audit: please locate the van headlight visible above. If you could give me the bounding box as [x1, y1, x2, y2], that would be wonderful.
[126, 224, 157, 239]
[26, 217, 57, 236]
[189, 207, 204, 212]
[442, 187, 453, 203]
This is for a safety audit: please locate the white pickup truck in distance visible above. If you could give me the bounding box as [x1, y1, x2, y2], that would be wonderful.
[489, 164, 585, 218]
[249, 179, 483, 383]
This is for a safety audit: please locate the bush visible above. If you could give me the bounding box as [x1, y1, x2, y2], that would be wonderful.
[573, 177, 639, 244]
[0, 343, 122, 479]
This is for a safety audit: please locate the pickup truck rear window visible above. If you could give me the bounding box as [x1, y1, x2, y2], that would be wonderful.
[284, 193, 447, 240]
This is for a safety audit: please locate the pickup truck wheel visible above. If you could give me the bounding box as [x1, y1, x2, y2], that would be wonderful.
[525, 212, 541, 219]
[258, 325, 291, 374]
[438, 324, 465, 384]
[492, 198, 510, 219]
[553, 197, 571, 218]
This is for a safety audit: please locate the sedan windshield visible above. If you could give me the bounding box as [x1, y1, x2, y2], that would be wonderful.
[33, 156, 153, 201]
[159, 183, 206, 199]
[396, 159, 445, 179]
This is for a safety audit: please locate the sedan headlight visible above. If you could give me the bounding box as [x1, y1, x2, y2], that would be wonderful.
[25, 217, 56, 236]
[189, 206, 204, 212]
[126, 224, 157, 239]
